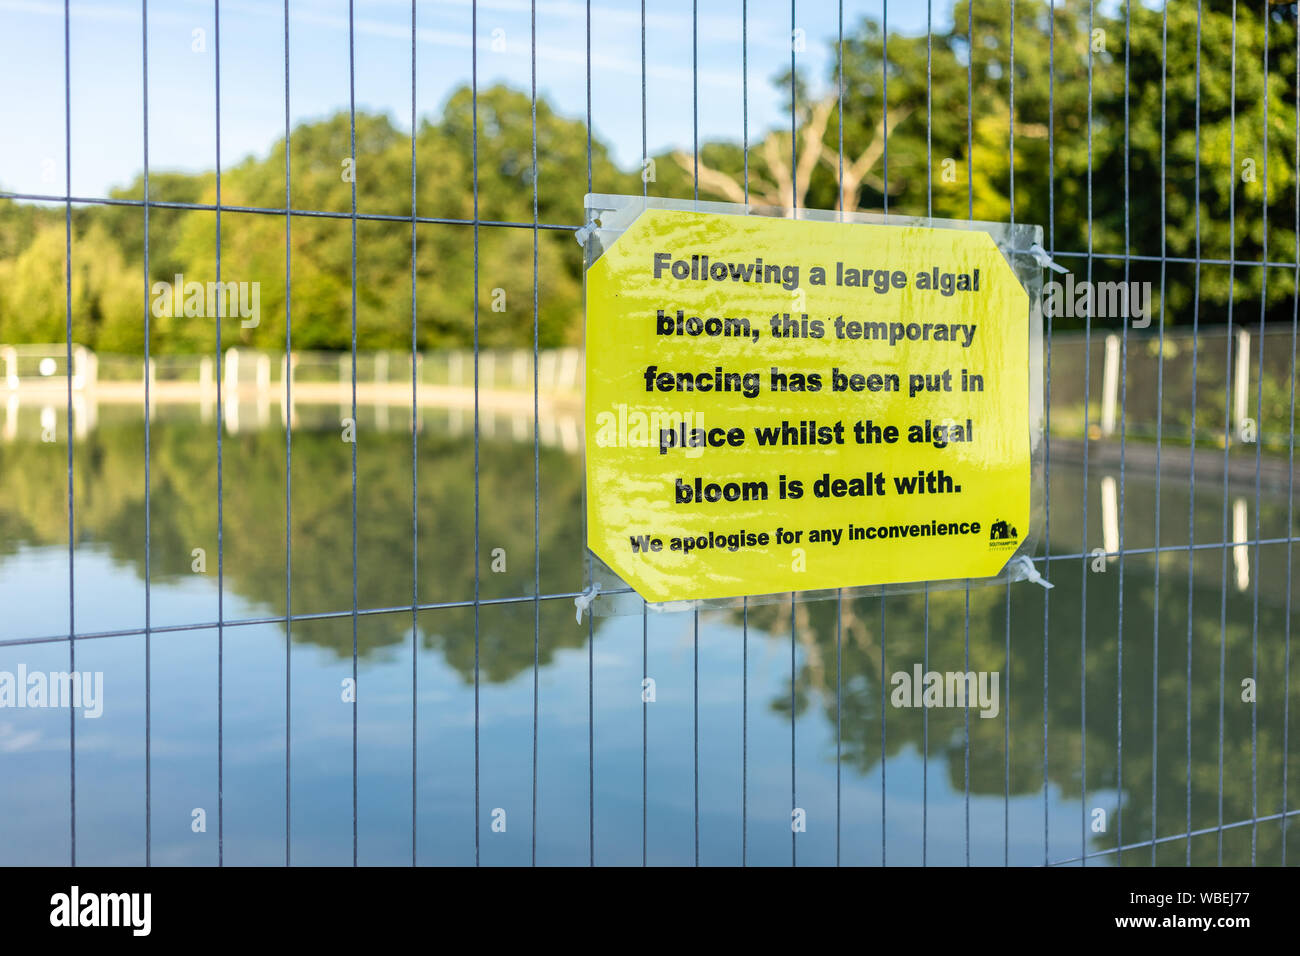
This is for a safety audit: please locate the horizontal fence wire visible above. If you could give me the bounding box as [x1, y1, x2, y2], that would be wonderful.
[2, 535, 1298, 650]
[3, 187, 1299, 267]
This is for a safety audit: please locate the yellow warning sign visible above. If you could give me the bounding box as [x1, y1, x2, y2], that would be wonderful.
[585, 207, 1031, 604]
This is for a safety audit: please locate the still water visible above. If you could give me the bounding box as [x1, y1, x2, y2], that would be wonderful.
[1, 401, 1297, 865]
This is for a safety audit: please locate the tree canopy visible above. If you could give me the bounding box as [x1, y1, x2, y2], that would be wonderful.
[2, 0, 1299, 352]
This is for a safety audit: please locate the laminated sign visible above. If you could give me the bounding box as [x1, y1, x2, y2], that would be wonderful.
[583, 196, 1041, 606]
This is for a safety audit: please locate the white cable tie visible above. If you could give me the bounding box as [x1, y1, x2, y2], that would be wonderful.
[1011, 554, 1054, 590]
[1027, 242, 1069, 274]
[575, 581, 602, 623]
[574, 217, 599, 246]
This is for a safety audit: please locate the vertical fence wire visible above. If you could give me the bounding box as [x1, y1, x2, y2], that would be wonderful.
[743, 0, 754, 874]
[881, 0, 890, 870]
[1187, 0, 1203, 868]
[963, 588, 970, 865]
[1005, 580, 1012, 865]
[964, 0, 973, 868]
[409, 0, 419, 869]
[62, 0, 75, 870]
[694, 610, 699, 866]
[923, 585, 930, 864]
[1081, 0, 1094, 868]
[1115, 0, 1131, 865]
[346, 0, 359, 868]
[282, 0, 292, 868]
[924, 0, 933, 869]
[1284, 2, 1300, 866]
[213, 0, 225, 868]
[835, 589, 841, 866]
[1043, 0, 1056, 869]
[1249, 0, 1269, 865]
[1007, 0, 1017, 869]
[1217, 0, 1238, 867]
[585, 0, 595, 870]
[140, 0, 153, 869]
[741, 0, 749, 870]
[789, 0, 798, 870]
[1286, 4, 1300, 868]
[642, 604, 648, 867]
[791, 595, 797, 866]
[741, 597, 747, 867]
[471, 0, 482, 869]
[529, 0, 540, 870]
[880, 597, 887, 865]
[691, 0, 700, 870]
[639, 0, 648, 871]
[1152, 0, 1168, 868]
[836, 0, 844, 869]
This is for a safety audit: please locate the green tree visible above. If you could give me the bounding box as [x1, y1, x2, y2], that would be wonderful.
[662, 1, 1300, 329]
[1, 84, 637, 353]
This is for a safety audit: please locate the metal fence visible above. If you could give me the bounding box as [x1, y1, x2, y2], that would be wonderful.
[1, 0, 1297, 867]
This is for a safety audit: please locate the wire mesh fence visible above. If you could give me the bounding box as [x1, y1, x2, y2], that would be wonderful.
[0, 0, 1297, 867]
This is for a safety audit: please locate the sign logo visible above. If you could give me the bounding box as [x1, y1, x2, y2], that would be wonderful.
[989, 518, 1019, 550]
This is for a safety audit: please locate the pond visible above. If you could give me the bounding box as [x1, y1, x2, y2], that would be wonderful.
[1, 399, 1297, 865]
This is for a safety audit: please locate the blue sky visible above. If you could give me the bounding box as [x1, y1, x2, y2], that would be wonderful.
[0, 0, 947, 199]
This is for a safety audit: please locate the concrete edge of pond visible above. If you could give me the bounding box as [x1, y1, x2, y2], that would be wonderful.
[1050, 437, 1295, 496]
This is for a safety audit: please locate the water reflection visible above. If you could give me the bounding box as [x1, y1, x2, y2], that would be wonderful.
[0, 406, 1297, 865]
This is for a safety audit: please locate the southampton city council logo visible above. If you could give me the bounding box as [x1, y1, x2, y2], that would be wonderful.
[988, 518, 1019, 551]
